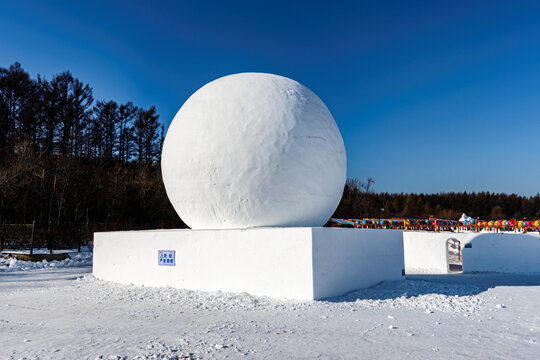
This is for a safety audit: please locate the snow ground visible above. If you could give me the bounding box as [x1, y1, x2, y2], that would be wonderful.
[1, 262, 540, 359]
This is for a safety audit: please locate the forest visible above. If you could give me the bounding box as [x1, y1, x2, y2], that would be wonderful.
[0, 62, 183, 248]
[1, 62, 539, 247]
[333, 178, 540, 221]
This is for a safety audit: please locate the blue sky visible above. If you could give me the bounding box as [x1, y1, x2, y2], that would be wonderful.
[1, 0, 539, 195]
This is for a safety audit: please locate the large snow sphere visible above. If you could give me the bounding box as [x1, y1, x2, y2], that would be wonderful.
[161, 73, 346, 229]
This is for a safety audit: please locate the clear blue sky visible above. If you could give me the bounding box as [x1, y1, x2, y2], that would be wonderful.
[1, 0, 539, 195]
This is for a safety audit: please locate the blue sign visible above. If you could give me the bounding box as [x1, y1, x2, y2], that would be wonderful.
[158, 250, 175, 266]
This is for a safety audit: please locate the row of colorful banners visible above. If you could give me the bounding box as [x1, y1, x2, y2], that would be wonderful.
[342, 218, 540, 231]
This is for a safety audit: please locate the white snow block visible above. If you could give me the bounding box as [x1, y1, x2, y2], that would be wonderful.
[93, 228, 404, 300]
[404, 231, 540, 274]
[404, 231, 477, 274]
[404, 231, 450, 273]
[462, 232, 540, 273]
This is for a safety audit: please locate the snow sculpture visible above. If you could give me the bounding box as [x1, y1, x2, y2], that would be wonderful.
[161, 73, 346, 229]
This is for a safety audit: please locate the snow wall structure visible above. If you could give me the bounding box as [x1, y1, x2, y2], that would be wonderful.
[462, 232, 540, 273]
[404, 231, 540, 274]
[93, 228, 404, 300]
[404, 231, 476, 274]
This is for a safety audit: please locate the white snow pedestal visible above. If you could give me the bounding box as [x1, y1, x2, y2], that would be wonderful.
[93, 228, 404, 300]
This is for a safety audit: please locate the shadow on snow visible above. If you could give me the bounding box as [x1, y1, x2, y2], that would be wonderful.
[325, 272, 540, 302]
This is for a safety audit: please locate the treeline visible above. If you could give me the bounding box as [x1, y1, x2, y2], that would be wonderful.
[334, 178, 540, 221]
[0, 62, 163, 162]
[0, 62, 184, 240]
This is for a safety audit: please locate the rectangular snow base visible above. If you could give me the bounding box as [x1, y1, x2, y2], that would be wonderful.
[93, 228, 404, 300]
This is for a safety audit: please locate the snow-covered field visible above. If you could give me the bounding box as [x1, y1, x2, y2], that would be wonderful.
[1, 251, 540, 359]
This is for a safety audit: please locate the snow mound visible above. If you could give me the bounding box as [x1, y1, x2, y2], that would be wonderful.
[80, 275, 484, 314]
[459, 213, 473, 222]
[79, 275, 295, 312]
[0, 252, 92, 272]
